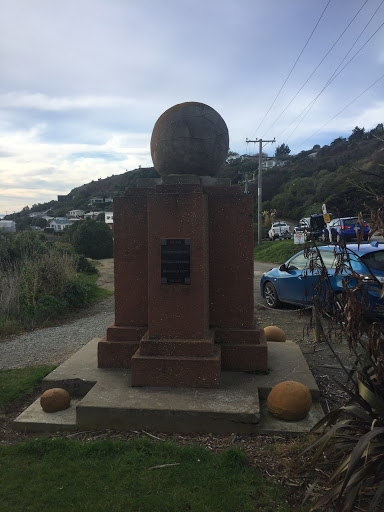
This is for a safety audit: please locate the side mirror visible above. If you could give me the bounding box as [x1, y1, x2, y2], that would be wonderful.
[279, 263, 288, 272]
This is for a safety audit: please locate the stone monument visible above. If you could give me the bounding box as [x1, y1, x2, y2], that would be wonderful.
[98, 101, 268, 387]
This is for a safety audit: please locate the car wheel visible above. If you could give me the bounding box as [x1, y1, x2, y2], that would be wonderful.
[263, 282, 281, 308]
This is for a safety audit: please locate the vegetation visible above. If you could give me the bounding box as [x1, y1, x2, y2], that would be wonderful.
[297, 204, 384, 511]
[63, 220, 113, 259]
[0, 231, 108, 337]
[0, 365, 56, 409]
[0, 437, 294, 512]
[253, 239, 303, 263]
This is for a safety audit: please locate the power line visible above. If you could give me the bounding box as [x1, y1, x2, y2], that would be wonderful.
[277, 5, 384, 144]
[260, 0, 369, 139]
[251, 0, 332, 138]
[293, 71, 384, 151]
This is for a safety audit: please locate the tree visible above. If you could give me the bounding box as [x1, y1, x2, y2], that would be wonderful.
[348, 126, 365, 141]
[63, 220, 113, 259]
[31, 217, 47, 229]
[275, 143, 291, 158]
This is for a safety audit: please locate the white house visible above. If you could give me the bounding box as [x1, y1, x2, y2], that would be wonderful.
[105, 212, 113, 229]
[67, 209, 85, 218]
[88, 197, 113, 206]
[49, 217, 71, 232]
[0, 220, 16, 232]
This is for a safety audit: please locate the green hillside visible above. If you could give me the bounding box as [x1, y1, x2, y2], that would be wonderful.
[221, 124, 384, 220]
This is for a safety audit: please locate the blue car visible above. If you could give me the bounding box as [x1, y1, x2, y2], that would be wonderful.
[260, 242, 384, 314]
[324, 217, 370, 243]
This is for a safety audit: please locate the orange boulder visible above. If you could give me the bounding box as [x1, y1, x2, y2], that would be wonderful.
[264, 326, 286, 342]
[267, 381, 312, 421]
[40, 388, 71, 413]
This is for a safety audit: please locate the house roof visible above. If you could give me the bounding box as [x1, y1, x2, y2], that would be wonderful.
[51, 217, 71, 225]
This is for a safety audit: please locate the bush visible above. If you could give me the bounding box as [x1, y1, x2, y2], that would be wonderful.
[76, 254, 98, 274]
[62, 279, 93, 309]
[53, 242, 76, 255]
[34, 295, 68, 322]
[63, 220, 113, 259]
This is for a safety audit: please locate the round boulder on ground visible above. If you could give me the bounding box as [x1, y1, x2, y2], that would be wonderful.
[40, 388, 71, 413]
[266, 381, 312, 421]
[264, 325, 286, 342]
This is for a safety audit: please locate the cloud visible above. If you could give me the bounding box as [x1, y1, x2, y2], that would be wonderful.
[0, 93, 136, 111]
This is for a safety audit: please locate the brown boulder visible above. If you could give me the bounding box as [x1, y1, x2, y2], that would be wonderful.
[267, 381, 312, 421]
[264, 326, 286, 342]
[40, 388, 71, 413]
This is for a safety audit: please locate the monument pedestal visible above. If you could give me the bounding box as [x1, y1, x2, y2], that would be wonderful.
[98, 176, 268, 386]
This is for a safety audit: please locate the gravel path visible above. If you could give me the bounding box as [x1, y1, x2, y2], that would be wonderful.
[0, 297, 115, 370]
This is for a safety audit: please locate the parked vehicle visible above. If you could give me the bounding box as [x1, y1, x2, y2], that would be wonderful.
[260, 242, 384, 314]
[299, 214, 332, 241]
[323, 216, 369, 243]
[293, 225, 305, 234]
[268, 221, 291, 240]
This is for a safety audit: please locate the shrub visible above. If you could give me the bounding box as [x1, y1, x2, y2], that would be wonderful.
[63, 220, 113, 259]
[62, 279, 93, 309]
[53, 241, 76, 255]
[76, 254, 98, 274]
[34, 295, 68, 322]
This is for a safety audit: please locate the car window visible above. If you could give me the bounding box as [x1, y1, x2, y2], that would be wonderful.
[342, 217, 359, 225]
[360, 250, 384, 271]
[319, 250, 336, 269]
[287, 253, 309, 270]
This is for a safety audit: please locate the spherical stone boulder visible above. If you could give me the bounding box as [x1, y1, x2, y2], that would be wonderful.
[264, 325, 286, 342]
[40, 388, 71, 413]
[267, 381, 312, 421]
[150, 102, 229, 177]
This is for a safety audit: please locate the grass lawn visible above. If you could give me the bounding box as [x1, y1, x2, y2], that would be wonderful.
[0, 367, 308, 512]
[254, 239, 304, 264]
[0, 365, 56, 409]
[0, 437, 295, 512]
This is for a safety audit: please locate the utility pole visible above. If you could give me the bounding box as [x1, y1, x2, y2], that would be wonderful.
[246, 137, 275, 245]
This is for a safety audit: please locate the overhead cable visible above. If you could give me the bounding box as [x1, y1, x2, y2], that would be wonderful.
[279, 0, 384, 143]
[261, 0, 369, 139]
[251, 0, 332, 138]
[293, 72, 384, 151]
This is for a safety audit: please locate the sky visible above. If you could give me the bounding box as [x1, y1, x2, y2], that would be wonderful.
[1, 0, 384, 214]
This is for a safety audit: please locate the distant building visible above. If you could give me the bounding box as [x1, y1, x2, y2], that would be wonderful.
[67, 209, 85, 218]
[58, 194, 71, 202]
[0, 220, 16, 232]
[105, 212, 113, 229]
[88, 197, 113, 206]
[49, 217, 71, 232]
[83, 211, 101, 220]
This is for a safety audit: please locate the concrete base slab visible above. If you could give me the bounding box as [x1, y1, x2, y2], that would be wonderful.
[14, 398, 80, 432]
[13, 338, 323, 434]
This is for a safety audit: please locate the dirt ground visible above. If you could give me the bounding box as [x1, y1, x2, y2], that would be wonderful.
[95, 258, 115, 291]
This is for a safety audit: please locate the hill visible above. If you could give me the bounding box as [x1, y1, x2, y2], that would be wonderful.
[6, 123, 384, 225]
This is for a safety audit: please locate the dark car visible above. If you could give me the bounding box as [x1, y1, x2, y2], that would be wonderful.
[260, 242, 384, 314]
[299, 214, 332, 241]
[324, 217, 370, 243]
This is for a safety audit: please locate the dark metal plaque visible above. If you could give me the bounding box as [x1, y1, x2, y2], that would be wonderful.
[161, 239, 191, 284]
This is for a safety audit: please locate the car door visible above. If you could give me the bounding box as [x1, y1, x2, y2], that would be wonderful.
[278, 251, 319, 305]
